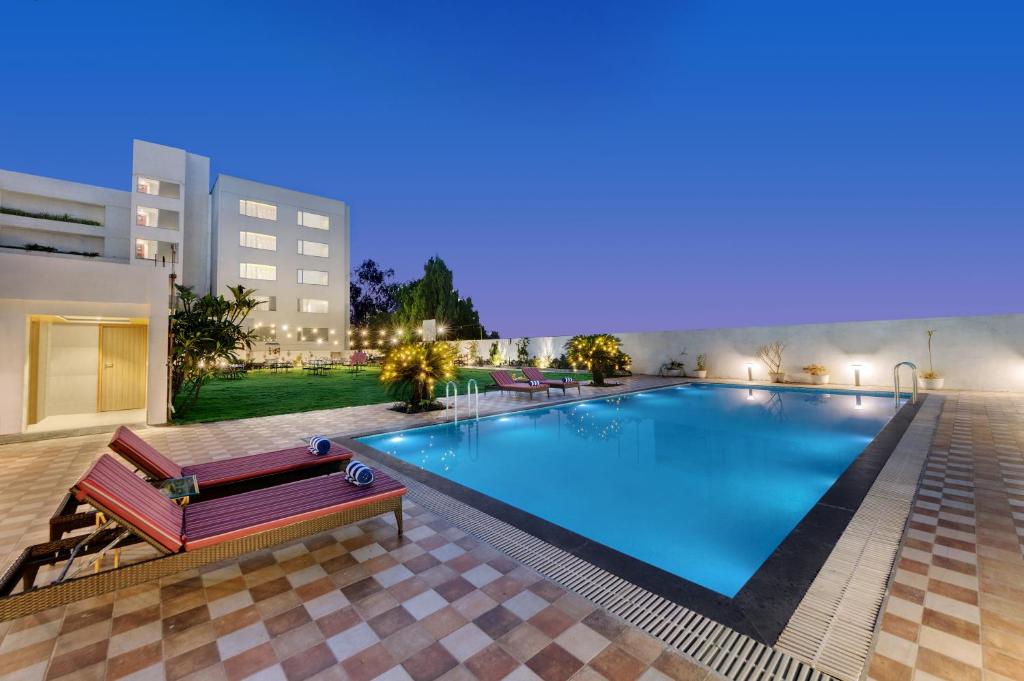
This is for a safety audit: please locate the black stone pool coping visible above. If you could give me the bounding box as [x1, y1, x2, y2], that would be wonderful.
[336, 384, 925, 646]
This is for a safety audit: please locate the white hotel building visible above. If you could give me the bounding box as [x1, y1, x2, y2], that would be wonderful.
[0, 140, 349, 437]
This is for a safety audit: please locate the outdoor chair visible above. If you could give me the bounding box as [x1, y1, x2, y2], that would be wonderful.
[0, 455, 405, 622]
[50, 427, 353, 540]
[519, 367, 582, 395]
[490, 371, 550, 399]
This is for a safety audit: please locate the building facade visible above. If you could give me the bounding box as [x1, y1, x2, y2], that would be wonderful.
[211, 176, 350, 361]
[0, 140, 350, 436]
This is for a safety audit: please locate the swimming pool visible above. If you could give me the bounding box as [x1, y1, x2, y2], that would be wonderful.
[359, 384, 903, 597]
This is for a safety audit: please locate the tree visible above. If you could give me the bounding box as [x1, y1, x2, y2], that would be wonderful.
[379, 341, 456, 412]
[393, 256, 494, 339]
[171, 284, 260, 416]
[566, 334, 631, 386]
[350, 259, 400, 327]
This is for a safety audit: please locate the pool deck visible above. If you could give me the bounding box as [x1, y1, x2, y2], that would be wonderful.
[0, 380, 1019, 681]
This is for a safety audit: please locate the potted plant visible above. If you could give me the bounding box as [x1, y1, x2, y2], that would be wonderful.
[663, 360, 685, 377]
[803, 364, 830, 385]
[690, 354, 707, 379]
[920, 329, 944, 389]
[757, 341, 786, 383]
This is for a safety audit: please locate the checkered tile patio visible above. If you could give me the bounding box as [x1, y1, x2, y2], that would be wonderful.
[866, 392, 1024, 681]
[0, 378, 720, 681]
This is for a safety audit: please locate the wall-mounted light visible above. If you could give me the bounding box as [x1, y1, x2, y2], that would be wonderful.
[745, 362, 754, 381]
[282, 324, 289, 331]
[851, 364, 863, 387]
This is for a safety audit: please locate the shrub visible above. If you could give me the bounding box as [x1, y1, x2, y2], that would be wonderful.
[489, 341, 502, 366]
[171, 284, 260, 416]
[802, 363, 828, 376]
[0, 206, 102, 227]
[567, 334, 627, 386]
[380, 341, 456, 412]
[757, 341, 785, 375]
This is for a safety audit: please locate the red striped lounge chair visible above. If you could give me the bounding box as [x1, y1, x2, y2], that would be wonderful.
[0, 455, 406, 621]
[108, 426, 352, 489]
[520, 367, 582, 395]
[50, 427, 353, 540]
[490, 371, 549, 399]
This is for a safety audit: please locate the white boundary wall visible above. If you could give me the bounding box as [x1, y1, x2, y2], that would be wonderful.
[454, 313, 1024, 392]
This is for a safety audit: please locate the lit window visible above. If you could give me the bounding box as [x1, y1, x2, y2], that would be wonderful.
[252, 326, 277, 341]
[252, 295, 277, 311]
[136, 177, 180, 198]
[136, 206, 178, 230]
[136, 206, 158, 227]
[240, 231, 277, 251]
[297, 327, 329, 342]
[298, 298, 329, 313]
[297, 269, 328, 286]
[297, 211, 329, 230]
[240, 263, 277, 281]
[297, 240, 329, 257]
[239, 199, 278, 221]
[135, 238, 175, 262]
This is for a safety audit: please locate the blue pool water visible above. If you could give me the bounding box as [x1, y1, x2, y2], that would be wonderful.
[359, 384, 901, 596]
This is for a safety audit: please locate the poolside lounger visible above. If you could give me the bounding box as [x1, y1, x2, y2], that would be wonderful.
[519, 367, 582, 395]
[0, 455, 405, 622]
[50, 427, 353, 540]
[490, 371, 550, 399]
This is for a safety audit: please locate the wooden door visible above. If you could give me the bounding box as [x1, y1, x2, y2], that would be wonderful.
[98, 325, 148, 412]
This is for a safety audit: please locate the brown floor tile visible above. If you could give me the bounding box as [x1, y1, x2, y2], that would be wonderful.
[403, 641, 459, 681]
[45, 639, 108, 680]
[342, 642, 396, 681]
[369, 606, 417, 639]
[652, 650, 710, 680]
[590, 644, 646, 680]
[280, 640, 337, 681]
[526, 642, 584, 681]
[529, 606, 574, 639]
[106, 639, 162, 680]
[916, 641, 983, 681]
[465, 643, 518, 681]
[475, 606, 522, 640]
[165, 640, 221, 681]
[222, 641, 278, 681]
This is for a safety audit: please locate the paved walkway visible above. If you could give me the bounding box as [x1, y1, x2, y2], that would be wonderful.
[866, 392, 1024, 681]
[0, 377, 721, 681]
[1, 383, 1020, 681]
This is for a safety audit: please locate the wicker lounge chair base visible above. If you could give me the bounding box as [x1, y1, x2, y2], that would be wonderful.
[0, 495, 402, 622]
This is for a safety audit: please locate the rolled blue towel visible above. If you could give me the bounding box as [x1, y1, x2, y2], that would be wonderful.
[529, 380, 541, 386]
[308, 435, 331, 456]
[345, 460, 375, 486]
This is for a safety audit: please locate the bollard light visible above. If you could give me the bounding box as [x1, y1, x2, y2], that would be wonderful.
[851, 364, 863, 387]
[745, 362, 754, 381]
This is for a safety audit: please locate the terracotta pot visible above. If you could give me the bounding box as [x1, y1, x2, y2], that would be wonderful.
[663, 368, 683, 377]
[920, 377, 944, 390]
[810, 374, 830, 385]
[769, 372, 786, 383]
[690, 370, 707, 379]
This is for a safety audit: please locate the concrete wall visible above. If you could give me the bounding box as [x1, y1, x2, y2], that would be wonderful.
[0, 168, 130, 259]
[211, 175, 349, 355]
[452, 313, 1024, 392]
[0, 250, 170, 434]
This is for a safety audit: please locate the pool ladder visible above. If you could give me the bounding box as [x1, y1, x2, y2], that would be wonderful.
[893, 361, 919, 406]
[443, 381, 480, 424]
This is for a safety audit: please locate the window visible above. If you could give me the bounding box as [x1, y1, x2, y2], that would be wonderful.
[298, 298, 329, 313]
[252, 326, 277, 341]
[240, 263, 277, 281]
[136, 177, 180, 198]
[297, 240, 329, 257]
[239, 199, 278, 221]
[240, 231, 277, 251]
[252, 295, 277, 311]
[136, 206, 178, 230]
[297, 327, 329, 342]
[297, 269, 328, 286]
[135, 239, 176, 262]
[136, 206, 157, 227]
[297, 211, 329, 230]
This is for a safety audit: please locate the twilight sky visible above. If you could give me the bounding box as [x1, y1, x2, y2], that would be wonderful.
[1, 1, 1021, 337]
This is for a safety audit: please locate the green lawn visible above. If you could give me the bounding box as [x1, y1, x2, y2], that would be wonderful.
[173, 367, 590, 424]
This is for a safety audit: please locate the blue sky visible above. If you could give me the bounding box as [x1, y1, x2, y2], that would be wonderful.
[2, 1, 1021, 337]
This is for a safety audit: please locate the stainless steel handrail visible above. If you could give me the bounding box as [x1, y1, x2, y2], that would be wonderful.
[444, 381, 458, 423]
[893, 361, 919, 406]
[465, 379, 480, 420]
